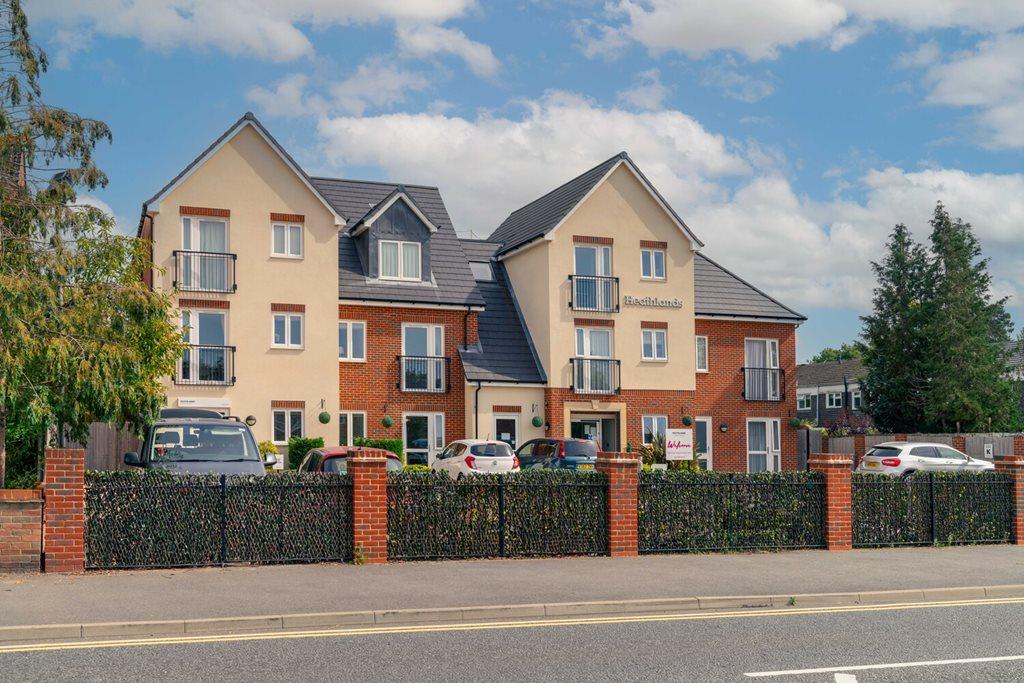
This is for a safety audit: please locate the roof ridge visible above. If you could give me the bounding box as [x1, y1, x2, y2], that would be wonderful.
[696, 252, 805, 321]
[498, 151, 624, 225]
[310, 175, 440, 191]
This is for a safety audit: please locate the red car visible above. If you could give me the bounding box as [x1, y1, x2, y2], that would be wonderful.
[296, 446, 404, 474]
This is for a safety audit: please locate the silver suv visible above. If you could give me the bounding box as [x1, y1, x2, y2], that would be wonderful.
[856, 441, 994, 477]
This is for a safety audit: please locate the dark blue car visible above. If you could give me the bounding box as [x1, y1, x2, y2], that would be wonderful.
[515, 438, 598, 470]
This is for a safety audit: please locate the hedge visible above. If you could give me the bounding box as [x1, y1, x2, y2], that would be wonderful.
[354, 437, 404, 461]
[287, 436, 324, 469]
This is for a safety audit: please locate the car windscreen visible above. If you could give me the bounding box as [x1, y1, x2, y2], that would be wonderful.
[866, 446, 902, 458]
[564, 440, 599, 457]
[469, 443, 514, 458]
[149, 424, 259, 462]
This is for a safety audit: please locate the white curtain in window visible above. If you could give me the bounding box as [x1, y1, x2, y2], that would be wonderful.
[402, 242, 420, 279]
[198, 220, 227, 290]
[748, 421, 768, 472]
[380, 242, 399, 277]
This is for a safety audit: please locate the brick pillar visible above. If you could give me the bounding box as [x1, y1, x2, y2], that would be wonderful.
[350, 449, 388, 564]
[996, 451, 1024, 545]
[42, 448, 86, 573]
[597, 452, 639, 557]
[952, 434, 967, 452]
[852, 434, 866, 469]
[809, 455, 852, 551]
[0, 489, 43, 571]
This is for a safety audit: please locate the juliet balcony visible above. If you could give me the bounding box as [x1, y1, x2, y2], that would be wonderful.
[568, 275, 619, 313]
[173, 250, 238, 294]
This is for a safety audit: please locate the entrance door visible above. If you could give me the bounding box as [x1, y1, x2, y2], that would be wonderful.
[571, 418, 601, 444]
[494, 414, 519, 449]
[570, 415, 618, 452]
[747, 418, 781, 472]
[404, 413, 445, 466]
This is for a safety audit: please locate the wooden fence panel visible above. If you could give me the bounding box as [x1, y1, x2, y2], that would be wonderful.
[67, 423, 140, 471]
[829, 436, 856, 454]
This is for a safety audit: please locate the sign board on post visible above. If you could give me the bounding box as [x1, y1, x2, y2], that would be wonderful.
[665, 428, 694, 461]
[984, 443, 994, 459]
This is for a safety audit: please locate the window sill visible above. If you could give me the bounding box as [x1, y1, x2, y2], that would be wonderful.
[639, 277, 667, 282]
[339, 358, 367, 363]
[270, 345, 304, 351]
[270, 254, 304, 260]
[640, 358, 668, 363]
[696, 369, 709, 374]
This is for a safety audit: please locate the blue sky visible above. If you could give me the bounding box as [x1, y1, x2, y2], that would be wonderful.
[26, 1, 1024, 361]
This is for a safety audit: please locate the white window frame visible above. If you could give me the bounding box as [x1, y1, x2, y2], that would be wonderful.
[695, 416, 713, 470]
[338, 320, 366, 362]
[271, 312, 303, 349]
[272, 408, 304, 445]
[179, 308, 229, 383]
[746, 418, 781, 473]
[695, 335, 708, 372]
[401, 323, 445, 392]
[403, 412, 445, 466]
[339, 410, 367, 446]
[744, 337, 780, 369]
[379, 240, 422, 281]
[642, 415, 668, 445]
[797, 393, 813, 411]
[270, 223, 303, 259]
[180, 216, 230, 291]
[641, 328, 667, 361]
[493, 413, 520, 449]
[640, 247, 666, 280]
[851, 390, 862, 410]
[575, 327, 613, 359]
[826, 392, 843, 409]
[572, 243, 613, 277]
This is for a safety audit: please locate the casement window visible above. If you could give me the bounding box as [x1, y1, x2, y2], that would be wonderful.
[401, 323, 445, 392]
[179, 309, 229, 384]
[826, 392, 843, 409]
[272, 409, 304, 444]
[696, 335, 708, 372]
[851, 390, 862, 410]
[641, 328, 667, 361]
[744, 338, 781, 401]
[338, 321, 366, 361]
[640, 248, 666, 280]
[379, 240, 421, 281]
[575, 327, 613, 358]
[271, 223, 302, 258]
[747, 418, 781, 472]
[339, 411, 366, 446]
[797, 394, 813, 411]
[573, 243, 614, 311]
[180, 216, 229, 291]
[642, 415, 668, 445]
[271, 313, 303, 349]
[574, 327, 615, 393]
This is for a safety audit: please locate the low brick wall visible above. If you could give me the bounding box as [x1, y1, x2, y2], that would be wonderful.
[0, 489, 43, 571]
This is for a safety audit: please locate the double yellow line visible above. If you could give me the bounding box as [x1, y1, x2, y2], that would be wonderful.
[3, 596, 1024, 655]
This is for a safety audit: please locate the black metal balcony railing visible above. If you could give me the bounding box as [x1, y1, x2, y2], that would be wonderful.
[570, 358, 621, 395]
[176, 345, 236, 386]
[173, 250, 237, 293]
[742, 367, 785, 401]
[397, 356, 451, 393]
[569, 275, 619, 313]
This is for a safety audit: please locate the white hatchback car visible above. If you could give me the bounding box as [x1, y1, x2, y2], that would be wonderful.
[856, 441, 994, 477]
[432, 440, 521, 479]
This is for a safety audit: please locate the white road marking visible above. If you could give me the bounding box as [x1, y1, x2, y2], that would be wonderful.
[746, 654, 1024, 677]
[834, 675, 857, 682]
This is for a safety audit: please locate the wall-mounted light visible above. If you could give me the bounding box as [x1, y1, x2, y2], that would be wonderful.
[719, 422, 729, 433]
[244, 415, 257, 426]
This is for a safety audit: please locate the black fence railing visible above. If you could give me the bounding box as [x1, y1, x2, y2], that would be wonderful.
[176, 344, 236, 386]
[84, 471, 354, 569]
[638, 470, 826, 553]
[173, 250, 237, 293]
[742, 367, 785, 401]
[397, 355, 450, 393]
[852, 472, 1013, 547]
[570, 357, 621, 395]
[569, 274, 619, 312]
[387, 470, 609, 560]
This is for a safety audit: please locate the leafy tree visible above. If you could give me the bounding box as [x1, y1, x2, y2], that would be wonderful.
[860, 224, 931, 432]
[0, 0, 182, 486]
[809, 343, 863, 364]
[860, 207, 1020, 433]
[919, 203, 1018, 431]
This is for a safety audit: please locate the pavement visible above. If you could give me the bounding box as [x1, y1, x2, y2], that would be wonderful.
[2, 545, 1024, 628]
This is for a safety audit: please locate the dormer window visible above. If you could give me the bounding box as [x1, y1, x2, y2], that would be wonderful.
[380, 240, 421, 281]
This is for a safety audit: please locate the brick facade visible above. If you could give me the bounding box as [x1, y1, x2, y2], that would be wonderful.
[810, 455, 853, 550]
[350, 449, 389, 563]
[339, 304, 478, 447]
[0, 489, 43, 571]
[42, 448, 86, 573]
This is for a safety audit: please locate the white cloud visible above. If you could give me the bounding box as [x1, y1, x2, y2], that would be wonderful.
[895, 40, 941, 69]
[701, 59, 775, 103]
[27, 0, 478, 62]
[583, 0, 1024, 61]
[616, 69, 670, 110]
[396, 23, 500, 77]
[922, 32, 1024, 149]
[314, 91, 1024, 311]
[51, 28, 92, 69]
[330, 58, 431, 116]
[246, 74, 316, 118]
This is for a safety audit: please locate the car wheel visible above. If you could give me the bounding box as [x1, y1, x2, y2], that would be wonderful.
[456, 472, 465, 482]
[900, 470, 916, 480]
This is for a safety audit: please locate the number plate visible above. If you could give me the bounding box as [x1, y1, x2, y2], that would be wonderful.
[865, 461, 878, 468]
[577, 463, 594, 471]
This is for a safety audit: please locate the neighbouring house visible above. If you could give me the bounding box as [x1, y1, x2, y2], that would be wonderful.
[140, 113, 806, 471]
[795, 358, 871, 429]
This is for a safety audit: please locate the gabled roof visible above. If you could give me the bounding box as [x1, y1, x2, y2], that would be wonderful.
[144, 112, 343, 226]
[797, 359, 867, 387]
[314, 177, 484, 308]
[694, 253, 805, 322]
[459, 255, 546, 384]
[487, 152, 704, 256]
[348, 186, 439, 237]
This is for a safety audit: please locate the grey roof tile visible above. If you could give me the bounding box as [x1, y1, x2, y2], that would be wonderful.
[694, 253, 805, 322]
[460, 239, 502, 261]
[797, 359, 867, 387]
[312, 177, 485, 307]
